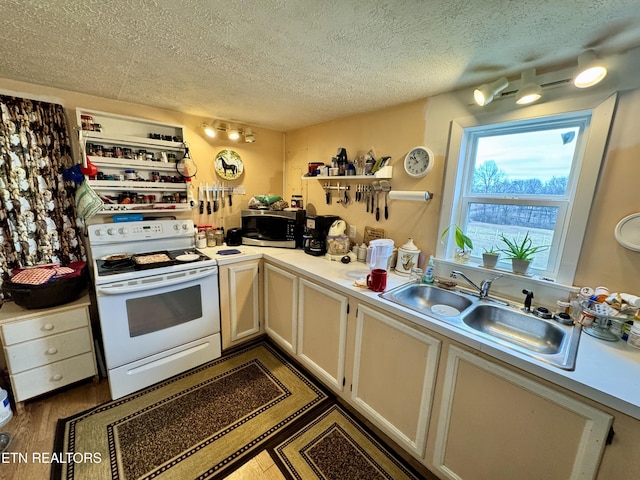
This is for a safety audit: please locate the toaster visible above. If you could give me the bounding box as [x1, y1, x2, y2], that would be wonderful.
[226, 227, 243, 246]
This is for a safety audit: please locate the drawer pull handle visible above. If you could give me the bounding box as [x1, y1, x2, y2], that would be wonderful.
[46, 347, 58, 355]
[43, 323, 55, 331]
[51, 374, 63, 381]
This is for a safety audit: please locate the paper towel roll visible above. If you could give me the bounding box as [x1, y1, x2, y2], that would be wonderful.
[388, 191, 432, 201]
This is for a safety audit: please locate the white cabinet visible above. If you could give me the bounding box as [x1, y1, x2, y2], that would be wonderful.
[428, 345, 612, 480]
[351, 303, 441, 458]
[264, 263, 298, 354]
[219, 259, 263, 350]
[297, 278, 349, 392]
[0, 296, 98, 413]
[263, 262, 349, 392]
[76, 108, 191, 215]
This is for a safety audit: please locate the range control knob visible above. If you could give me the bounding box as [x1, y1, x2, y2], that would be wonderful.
[94, 229, 103, 237]
[107, 228, 116, 236]
[173, 224, 180, 231]
[182, 223, 189, 230]
[118, 227, 128, 235]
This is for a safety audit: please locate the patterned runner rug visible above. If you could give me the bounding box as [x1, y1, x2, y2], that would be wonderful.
[52, 342, 329, 480]
[272, 404, 421, 480]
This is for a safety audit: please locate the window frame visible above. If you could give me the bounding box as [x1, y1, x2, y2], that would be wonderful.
[437, 93, 617, 286]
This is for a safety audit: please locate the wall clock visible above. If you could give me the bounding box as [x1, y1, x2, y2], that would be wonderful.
[403, 146, 434, 178]
[214, 149, 244, 180]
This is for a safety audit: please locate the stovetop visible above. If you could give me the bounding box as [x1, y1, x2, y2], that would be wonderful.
[95, 249, 213, 278]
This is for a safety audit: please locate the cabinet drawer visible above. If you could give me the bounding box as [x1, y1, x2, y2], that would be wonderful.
[11, 352, 96, 402]
[4, 327, 92, 374]
[1, 306, 89, 345]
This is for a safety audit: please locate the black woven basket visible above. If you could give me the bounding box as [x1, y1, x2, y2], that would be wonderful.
[3, 267, 88, 310]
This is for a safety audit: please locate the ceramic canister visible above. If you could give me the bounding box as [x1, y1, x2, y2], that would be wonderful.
[395, 238, 421, 275]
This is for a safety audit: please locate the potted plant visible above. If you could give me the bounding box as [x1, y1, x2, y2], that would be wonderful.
[498, 232, 549, 274]
[481, 246, 500, 268]
[440, 224, 473, 263]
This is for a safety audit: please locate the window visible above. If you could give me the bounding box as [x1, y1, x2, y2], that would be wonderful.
[438, 93, 616, 285]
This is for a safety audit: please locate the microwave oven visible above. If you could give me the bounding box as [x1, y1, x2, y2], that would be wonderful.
[241, 209, 305, 248]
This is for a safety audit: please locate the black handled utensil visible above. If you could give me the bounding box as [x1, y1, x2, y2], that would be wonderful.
[206, 182, 212, 214]
[199, 185, 204, 214]
[380, 180, 391, 220]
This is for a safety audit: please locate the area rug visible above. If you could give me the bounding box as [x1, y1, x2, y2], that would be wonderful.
[52, 342, 329, 480]
[272, 404, 421, 480]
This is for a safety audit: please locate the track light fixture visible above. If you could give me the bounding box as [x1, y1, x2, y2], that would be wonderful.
[243, 128, 256, 143]
[202, 122, 216, 138]
[474, 77, 509, 106]
[574, 50, 607, 88]
[201, 121, 257, 143]
[516, 68, 542, 105]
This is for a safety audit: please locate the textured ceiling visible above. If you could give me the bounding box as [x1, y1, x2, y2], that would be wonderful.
[1, 0, 640, 131]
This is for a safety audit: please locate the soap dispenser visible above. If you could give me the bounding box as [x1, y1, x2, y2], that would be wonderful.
[395, 238, 421, 275]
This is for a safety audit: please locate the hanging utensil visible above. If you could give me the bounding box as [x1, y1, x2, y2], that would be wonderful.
[228, 184, 233, 207]
[206, 182, 212, 214]
[380, 180, 391, 220]
[213, 182, 219, 212]
[221, 181, 225, 208]
[372, 181, 380, 221]
[199, 184, 204, 214]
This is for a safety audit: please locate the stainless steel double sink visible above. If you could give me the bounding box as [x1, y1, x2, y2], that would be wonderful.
[380, 283, 581, 370]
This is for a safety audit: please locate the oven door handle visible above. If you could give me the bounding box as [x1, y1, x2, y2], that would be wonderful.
[96, 268, 216, 295]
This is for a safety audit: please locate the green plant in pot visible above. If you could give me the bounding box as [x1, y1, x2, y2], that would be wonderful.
[440, 224, 473, 263]
[481, 246, 500, 268]
[498, 232, 549, 274]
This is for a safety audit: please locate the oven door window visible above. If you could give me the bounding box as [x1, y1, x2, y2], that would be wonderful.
[126, 285, 203, 337]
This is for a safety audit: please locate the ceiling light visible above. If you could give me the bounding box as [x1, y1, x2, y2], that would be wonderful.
[474, 77, 509, 106]
[515, 68, 542, 105]
[574, 50, 607, 88]
[227, 129, 240, 141]
[202, 123, 216, 138]
[243, 128, 256, 143]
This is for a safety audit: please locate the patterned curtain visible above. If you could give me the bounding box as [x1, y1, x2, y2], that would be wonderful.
[0, 95, 85, 300]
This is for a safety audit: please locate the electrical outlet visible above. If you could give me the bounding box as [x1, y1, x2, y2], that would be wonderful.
[349, 225, 356, 238]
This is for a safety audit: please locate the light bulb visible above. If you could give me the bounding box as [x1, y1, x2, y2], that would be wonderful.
[515, 68, 542, 105]
[574, 50, 607, 88]
[203, 123, 216, 138]
[473, 77, 509, 106]
[228, 129, 240, 141]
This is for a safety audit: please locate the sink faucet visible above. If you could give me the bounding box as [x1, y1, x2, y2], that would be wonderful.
[451, 271, 503, 299]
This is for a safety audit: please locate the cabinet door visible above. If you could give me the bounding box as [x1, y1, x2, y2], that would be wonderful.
[431, 345, 612, 480]
[264, 263, 298, 354]
[219, 260, 263, 350]
[297, 278, 348, 392]
[351, 304, 441, 458]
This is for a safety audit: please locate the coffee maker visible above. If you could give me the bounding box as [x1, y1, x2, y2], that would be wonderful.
[303, 214, 340, 256]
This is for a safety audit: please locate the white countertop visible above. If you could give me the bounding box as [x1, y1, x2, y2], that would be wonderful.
[201, 245, 640, 420]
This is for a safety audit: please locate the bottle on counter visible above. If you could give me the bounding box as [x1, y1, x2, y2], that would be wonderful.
[424, 255, 435, 284]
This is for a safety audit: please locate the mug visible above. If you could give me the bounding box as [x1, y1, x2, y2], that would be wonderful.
[366, 268, 387, 292]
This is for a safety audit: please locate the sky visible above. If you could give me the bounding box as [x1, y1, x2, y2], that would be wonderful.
[475, 127, 579, 182]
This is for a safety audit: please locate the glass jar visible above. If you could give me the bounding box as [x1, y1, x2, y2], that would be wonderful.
[206, 227, 216, 247]
[214, 228, 225, 246]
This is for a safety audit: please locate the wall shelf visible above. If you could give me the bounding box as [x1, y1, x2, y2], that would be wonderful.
[301, 166, 393, 180]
